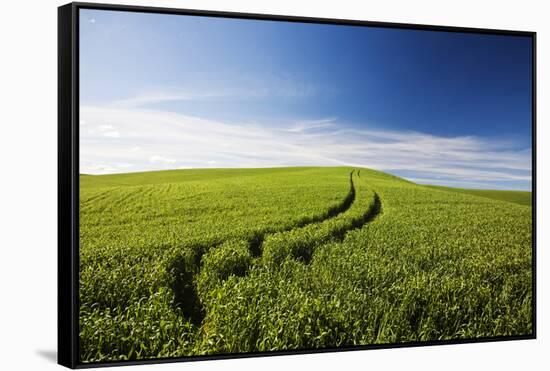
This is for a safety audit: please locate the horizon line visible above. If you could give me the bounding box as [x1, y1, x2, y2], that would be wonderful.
[79, 165, 532, 192]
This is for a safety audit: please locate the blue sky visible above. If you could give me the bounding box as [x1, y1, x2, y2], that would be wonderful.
[79, 9, 533, 190]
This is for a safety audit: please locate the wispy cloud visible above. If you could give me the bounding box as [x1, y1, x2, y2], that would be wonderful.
[92, 123, 121, 138]
[149, 155, 176, 164]
[80, 105, 531, 190]
[98, 124, 115, 131]
[81, 163, 116, 173]
[112, 92, 231, 108]
[106, 74, 333, 109]
[286, 118, 338, 133]
[103, 131, 120, 138]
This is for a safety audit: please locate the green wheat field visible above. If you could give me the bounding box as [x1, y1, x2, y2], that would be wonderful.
[79, 166, 532, 363]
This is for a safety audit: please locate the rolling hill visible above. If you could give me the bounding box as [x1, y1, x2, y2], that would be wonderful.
[79, 167, 532, 362]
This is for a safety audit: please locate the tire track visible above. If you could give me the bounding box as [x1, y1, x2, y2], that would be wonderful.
[248, 170, 357, 257]
[194, 172, 382, 330]
[168, 170, 359, 323]
[260, 175, 381, 266]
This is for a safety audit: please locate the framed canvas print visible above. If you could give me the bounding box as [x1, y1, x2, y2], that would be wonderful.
[58, 2, 536, 368]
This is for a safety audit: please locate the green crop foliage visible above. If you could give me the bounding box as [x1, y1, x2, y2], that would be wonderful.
[197, 239, 252, 299]
[423, 185, 532, 206]
[79, 166, 532, 362]
[261, 173, 378, 267]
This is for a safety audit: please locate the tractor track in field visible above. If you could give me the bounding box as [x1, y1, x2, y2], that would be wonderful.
[248, 169, 357, 257]
[260, 179, 381, 265]
[168, 169, 382, 325]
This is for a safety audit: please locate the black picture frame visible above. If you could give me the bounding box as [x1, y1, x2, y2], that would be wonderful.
[58, 2, 537, 369]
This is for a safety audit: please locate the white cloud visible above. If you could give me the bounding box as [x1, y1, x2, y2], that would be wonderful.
[103, 131, 120, 138]
[87, 123, 121, 138]
[81, 163, 116, 174]
[98, 124, 115, 131]
[108, 76, 330, 109]
[149, 155, 176, 164]
[80, 105, 532, 189]
[286, 118, 337, 133]
[112, 92, 229, 108]
[116, 163, 134, 169]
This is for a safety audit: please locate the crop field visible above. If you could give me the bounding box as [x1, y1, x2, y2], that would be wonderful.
[79, 166, 533, 363]
[423, 185, 532, 206]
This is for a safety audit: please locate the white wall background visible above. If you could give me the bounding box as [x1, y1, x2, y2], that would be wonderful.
[0, 0, 546, 369]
